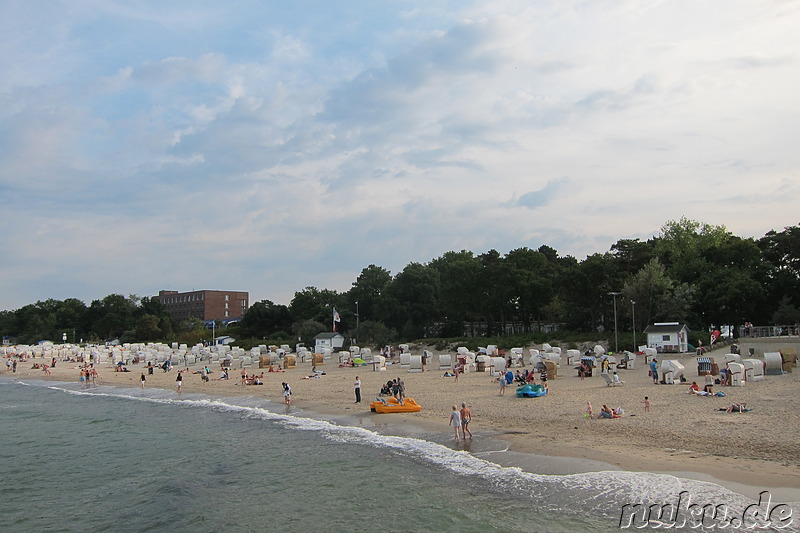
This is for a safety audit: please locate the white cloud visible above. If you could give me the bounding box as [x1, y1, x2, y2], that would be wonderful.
[1, 0, 798, 310]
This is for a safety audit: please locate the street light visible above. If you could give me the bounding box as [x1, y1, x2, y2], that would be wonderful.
[608, 292, 622, 353]
[355, 301, 360, 343]
[631, 300, 636, 352]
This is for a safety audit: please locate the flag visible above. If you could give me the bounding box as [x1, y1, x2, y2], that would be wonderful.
[333, 307, 341, 331]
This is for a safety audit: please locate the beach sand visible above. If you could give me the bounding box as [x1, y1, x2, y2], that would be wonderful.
[10, 350, 800, 501]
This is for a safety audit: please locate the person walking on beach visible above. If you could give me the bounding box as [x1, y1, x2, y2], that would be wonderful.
[282, 382, 292, 405]
[354, 376, 361, 403]
[643, 396, 650, 412]
[459, 402, 473, 440]
[498, 374, 507, 395]
[176, 371, 183, 394]
[141, 372, 146, 388]
[449, 405, 462, 442]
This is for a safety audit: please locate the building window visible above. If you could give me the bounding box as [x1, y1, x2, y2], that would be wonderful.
[225, 295, 230, 301]
[224, 311, 229, 317]
[662, 335, 670, 341]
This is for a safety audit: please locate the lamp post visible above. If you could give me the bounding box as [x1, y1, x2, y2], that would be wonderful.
[355, 301, 360, 343]
[631, 300, 636, 352]
[608, 292, 621, 353]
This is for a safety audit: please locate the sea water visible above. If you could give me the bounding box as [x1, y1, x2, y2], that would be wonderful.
[0, 377, 795, 533]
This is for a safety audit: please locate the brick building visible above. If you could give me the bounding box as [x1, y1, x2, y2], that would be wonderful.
[158, 289, 249, 323]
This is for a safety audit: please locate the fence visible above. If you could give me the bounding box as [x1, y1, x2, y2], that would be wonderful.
[738, 325, 800, 338]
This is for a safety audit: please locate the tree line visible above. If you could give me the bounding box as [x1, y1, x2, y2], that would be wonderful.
[2, 219, 798, 348]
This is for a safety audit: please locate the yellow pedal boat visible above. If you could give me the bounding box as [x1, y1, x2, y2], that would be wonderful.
[370, 397, 421, 413]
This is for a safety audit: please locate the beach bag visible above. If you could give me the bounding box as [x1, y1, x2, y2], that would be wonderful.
[647, 370, 652, 377]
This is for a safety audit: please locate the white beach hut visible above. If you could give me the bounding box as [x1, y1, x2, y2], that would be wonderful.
[510, 348, 524, 367]
[438, 354, 453, 370]
[593, 345, 606, 356]
[409, 355, 423, 373]
[489, 357, 506, 376]
[659, 360, 685, 384]
[764, 352, 784, 375]
[742, 359, 765, 382]
[399, 352, 411, 368]
[566, 349, 581, 365]
[372, 355, 386, 371]
[723, 353, 742, 365]
[728, 362, 746, 386]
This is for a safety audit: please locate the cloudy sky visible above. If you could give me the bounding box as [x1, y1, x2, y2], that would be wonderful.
[2, 1, 798, 311]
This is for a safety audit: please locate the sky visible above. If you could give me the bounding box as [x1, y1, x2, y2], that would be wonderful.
[1, 0, 798, 312]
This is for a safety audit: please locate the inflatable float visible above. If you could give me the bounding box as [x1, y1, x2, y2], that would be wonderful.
[370, 397, 422, 413]
[516, 384, 547, 398]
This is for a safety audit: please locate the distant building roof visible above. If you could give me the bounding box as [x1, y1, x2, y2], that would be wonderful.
[314, 332, 345, 340]
[644, 323, 690, 334]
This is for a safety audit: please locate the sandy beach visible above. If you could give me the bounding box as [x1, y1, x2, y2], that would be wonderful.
[8, 347, 800, 501]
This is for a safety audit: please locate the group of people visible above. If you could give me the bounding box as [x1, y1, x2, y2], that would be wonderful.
[31, 362, 52, 375]
[378, 378, 406, 400]
[585, 402, 624, 419]
[4, 358, 18, 373]
[79, 365, 98, 385]
[240, 369, 266, 385]
[499, 367, 547, 395]
[449, 402, 474, 442]
[513, 369, 539, 384]
[688, 377, 715, 396]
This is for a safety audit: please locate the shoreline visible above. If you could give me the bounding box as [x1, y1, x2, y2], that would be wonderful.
[6, 352, 800, 503]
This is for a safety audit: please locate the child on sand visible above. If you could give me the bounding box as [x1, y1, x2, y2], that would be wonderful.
[585, 402, 593, 419]
[643, 396, 650, 412]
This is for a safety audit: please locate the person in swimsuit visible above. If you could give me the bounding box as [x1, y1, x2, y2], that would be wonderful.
[459, 402, 473, 440]
[449, 405, 461, 442]
[176, 371, 183, 394]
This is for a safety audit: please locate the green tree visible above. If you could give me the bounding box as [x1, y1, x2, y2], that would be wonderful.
[290, 287, 342, 326]
[382, 262, 440, 339]
[135, 315, 162, 341]
[429, 251, 482, 336]
[758, 225, 800, 318]
[294, 320, 326, 347]
[346, 265, 392, 327]
[239, 300, 292, 338]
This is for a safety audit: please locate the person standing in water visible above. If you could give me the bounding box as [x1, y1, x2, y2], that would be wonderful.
[282, 382, 292, 405]
[449, 405, 461, 443]
[459, 402, 473, 440]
